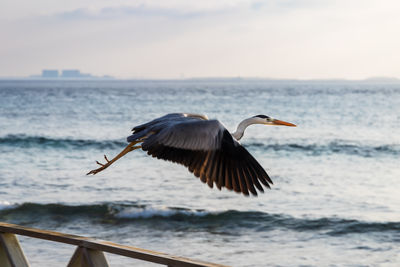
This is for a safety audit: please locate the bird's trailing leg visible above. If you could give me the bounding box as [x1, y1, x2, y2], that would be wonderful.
[87, 141, 142, 175]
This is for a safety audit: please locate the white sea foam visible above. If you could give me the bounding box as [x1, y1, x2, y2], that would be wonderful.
[0, 201, 14, 210]
[115, 206, 210, 219]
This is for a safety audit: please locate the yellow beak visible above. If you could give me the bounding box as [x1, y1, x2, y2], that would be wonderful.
[271, 119, 296, 127]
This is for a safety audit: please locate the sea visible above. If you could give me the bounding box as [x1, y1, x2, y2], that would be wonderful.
[0, 79, 399, 266]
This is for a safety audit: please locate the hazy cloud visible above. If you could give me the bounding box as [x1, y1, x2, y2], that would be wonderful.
[1, 0, 400, 79]
[55, 5, 210, 21]
[9, 1, 326, 22]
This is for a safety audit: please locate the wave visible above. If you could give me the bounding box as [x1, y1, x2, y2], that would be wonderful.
[1, 134, 399, 157]
[0, 201, 14, 211]
[1, 202, 399, 236]
[0, 134, 126, 150]
[247, 141, 400, 157]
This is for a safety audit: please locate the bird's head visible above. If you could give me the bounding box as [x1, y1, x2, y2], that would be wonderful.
[252, 115, 296, 127]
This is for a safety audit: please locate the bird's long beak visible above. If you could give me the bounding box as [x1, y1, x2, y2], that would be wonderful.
[271, 119, 296, 127]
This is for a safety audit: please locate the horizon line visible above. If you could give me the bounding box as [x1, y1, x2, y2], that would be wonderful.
[1, 76, 400, 82]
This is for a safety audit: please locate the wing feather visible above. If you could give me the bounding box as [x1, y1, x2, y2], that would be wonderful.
[242, 165, 258, 195]
[245, 165, 264, 192]
[216, 152, 225, 190]
[224, 158, 233, 190]
[236, 165, 249, 196]
[206, 152, 217, 188]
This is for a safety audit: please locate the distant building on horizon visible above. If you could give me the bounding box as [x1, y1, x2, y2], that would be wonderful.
[61, 69, 87, 78]
[35, 69, 112, 79]
[42, 69, 59, 78]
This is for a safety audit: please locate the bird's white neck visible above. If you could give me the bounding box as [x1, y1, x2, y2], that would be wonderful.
[231, 118, 255, 141]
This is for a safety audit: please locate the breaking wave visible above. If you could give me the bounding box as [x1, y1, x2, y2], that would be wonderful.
[0, 201, 14, 211]
[1, 135, 399, 158]
[0, 134, 125, 150]
[1, 202, 399, 237]
[247, 141, 400, 157]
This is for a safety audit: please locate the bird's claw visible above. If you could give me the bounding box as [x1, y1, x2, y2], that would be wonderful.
[87, 168, 102, 175]
[87, 165, 107, 175]
[94, 154, 110, 167]
[87, 157, 111, 175]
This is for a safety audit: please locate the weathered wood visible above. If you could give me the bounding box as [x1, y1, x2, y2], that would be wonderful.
[67, 247, 109, 267]
[67, 247, 85, 267]
[83, 248, 109, 267]
[0, 238, 12, 267]
[0, 233, 30, 267]
[0, 222, 228, 267]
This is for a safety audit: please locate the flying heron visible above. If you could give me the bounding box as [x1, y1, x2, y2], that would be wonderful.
[87, 113, 296, 196]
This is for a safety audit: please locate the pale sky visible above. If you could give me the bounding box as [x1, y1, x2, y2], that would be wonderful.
[1, 0, 400, 79]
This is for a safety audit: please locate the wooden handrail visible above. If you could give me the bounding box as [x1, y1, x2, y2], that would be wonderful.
[0, 222, 229, 267]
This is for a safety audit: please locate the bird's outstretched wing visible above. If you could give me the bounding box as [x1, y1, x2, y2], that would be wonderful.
[144, 130, 272, 196]
[129, 114, 272, 196]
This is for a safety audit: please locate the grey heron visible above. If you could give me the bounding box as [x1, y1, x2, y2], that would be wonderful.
[87, 113, 296, 196]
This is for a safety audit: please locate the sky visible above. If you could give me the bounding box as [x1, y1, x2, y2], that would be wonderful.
[1, 0, 400, 79]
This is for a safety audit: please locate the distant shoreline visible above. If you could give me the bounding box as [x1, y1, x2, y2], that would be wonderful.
[1, 77, 400, 84]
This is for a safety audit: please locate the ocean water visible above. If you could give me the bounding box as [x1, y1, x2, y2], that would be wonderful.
[0, 80, 399, 266]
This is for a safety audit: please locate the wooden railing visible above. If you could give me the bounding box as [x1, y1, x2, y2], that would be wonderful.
[0, 222, 229, 267]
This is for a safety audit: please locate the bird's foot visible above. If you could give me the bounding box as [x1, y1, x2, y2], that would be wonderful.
[86, 143, 142, 176]
[87, 155, 111, 175]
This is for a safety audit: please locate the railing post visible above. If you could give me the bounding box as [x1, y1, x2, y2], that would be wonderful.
[67, 246, 109, 267]
[0, 233, 30, 267]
